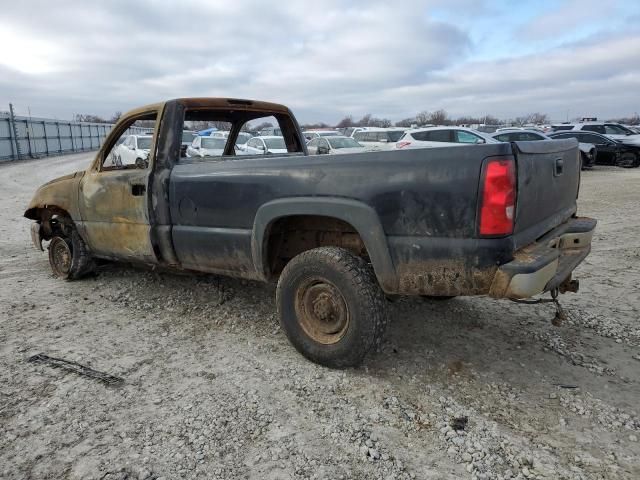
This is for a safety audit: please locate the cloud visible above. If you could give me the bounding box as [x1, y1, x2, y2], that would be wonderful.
[0, 0, 638, 123]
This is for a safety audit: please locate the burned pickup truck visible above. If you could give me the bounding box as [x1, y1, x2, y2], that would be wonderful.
[25, 98, 596, 368]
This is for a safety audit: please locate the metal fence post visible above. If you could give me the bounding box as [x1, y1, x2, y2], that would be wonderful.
[25, 119, 33, 158]
[56, 122, 62, 154]
[43, 121, 49, 155]
[8, 103, 20, 160]
[70, 123, 75, 152]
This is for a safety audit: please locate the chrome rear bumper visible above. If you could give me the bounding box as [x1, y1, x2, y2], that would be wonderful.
[489, 217, 596, 299]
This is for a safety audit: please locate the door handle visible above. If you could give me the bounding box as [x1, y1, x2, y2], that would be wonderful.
[554, 158, 564, 177]
[131, 184, 146, 196]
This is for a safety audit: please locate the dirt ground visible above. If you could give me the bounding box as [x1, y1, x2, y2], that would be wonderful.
[1, 153, 639, 480]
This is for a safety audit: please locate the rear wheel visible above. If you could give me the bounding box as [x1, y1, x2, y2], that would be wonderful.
[276, 247, 388, 368]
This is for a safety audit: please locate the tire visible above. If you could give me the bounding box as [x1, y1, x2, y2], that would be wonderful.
[276, 247, 388, 369]
[617, 152, 638, 168]
[48, 225, 95, 280]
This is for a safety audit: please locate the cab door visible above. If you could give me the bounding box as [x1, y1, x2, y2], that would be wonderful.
[77, 109, 160, 262]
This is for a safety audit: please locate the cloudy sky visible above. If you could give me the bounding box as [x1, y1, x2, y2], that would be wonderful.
[1, 0, 639, 123]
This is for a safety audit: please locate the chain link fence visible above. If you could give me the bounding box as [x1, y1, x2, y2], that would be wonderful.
[0, 107, 148, 163]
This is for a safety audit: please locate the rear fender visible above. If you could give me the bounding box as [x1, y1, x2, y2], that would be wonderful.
[252, 197, 397, 292]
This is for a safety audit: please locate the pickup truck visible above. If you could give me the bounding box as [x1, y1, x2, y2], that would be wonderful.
[25, 98, 596, 368]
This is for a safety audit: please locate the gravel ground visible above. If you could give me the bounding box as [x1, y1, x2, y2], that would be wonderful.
[1, 153, 639, 480]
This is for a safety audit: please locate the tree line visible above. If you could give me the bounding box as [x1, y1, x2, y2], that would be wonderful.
[71, 109, 640, 129]
[330, 110, 551, 129]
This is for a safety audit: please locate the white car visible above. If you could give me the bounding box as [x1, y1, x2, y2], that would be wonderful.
[495, 126, 546, 134]
[394, 127, 497, 149]
[243, 136, 288, 155]
[345, 127, 369, 138]
[565, 122, 640, 146]
[186, 136, 227, 158]
[259, 127, 282, 137]
[212, 131, 253, 150]
[307, 136, 365, 155]
[352, 128, 406, 151]
[302, 130, 341, 143]
[111, 135, 153, 167]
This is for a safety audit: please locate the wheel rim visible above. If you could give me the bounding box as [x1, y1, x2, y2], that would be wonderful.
[294, 278, 350, 345]
[50, 237, 72, 277]
[620, 153, 635, 167]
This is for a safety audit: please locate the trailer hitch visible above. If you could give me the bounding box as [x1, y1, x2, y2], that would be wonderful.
[509, 287, 568, 326]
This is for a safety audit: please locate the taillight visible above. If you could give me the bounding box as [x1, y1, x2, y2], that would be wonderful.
[479, 157, 516, 236]
[396, 141, 412, 149]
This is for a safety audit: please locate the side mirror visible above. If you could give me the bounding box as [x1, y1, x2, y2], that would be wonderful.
[318, 145, 329, 154]
[476, 139, 486, 144]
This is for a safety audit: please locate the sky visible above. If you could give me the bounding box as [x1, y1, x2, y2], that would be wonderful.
[0, 0, 639, 124]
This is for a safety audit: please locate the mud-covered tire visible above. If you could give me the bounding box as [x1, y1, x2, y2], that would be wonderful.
[276, 247, 388, 369]
[48, 226, 95, 280]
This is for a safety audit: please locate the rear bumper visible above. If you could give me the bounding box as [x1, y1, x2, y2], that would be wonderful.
[489, 217, 596, 299]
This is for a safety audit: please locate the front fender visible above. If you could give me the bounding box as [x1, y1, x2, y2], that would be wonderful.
[251, 197, 397, 293]
[24, 171, 84, 221]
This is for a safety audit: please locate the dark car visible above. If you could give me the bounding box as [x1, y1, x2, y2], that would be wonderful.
[548, 131, 639, 168]
[492, 130, 596, 169]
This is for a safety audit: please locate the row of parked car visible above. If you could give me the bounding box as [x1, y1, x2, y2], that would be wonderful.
[112, 121, 640, 169]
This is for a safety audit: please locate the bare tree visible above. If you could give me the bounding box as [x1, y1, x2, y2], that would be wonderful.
[513, 116, 529, 127]
[355, 114, 372, 127]
[607, 114, 639, 125]
[302, 122, 330, 129]
[395, 117, 416, 127]
[415, 111, 430, 126]
[109, 111, 122, 123]
[253, 121, 274, 131]
[482, 115, 501, 126]
[529, 112, 549, 125]
[367, 117, 392, 128]
[336, 116, 354, 128]
[428, 109, 449, 126]
[74, 114, 107, 123]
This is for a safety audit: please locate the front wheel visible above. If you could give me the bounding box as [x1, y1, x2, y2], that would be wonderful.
[276, 247, 388, 368]
[48, 226, 94, 280]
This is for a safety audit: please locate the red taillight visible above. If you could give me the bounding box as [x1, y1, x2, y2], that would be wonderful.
[479, 157, 516, 236]
[396, 141, 412, 149]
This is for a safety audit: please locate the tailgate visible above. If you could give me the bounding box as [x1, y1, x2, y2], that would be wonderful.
[511, 139, 581, 247]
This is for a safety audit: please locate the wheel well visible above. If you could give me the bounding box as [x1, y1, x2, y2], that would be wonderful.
[264, 215, 368, 279]
[29, 207, 73, 240]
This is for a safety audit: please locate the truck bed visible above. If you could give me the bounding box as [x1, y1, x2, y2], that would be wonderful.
[168, 139, 582, 296]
